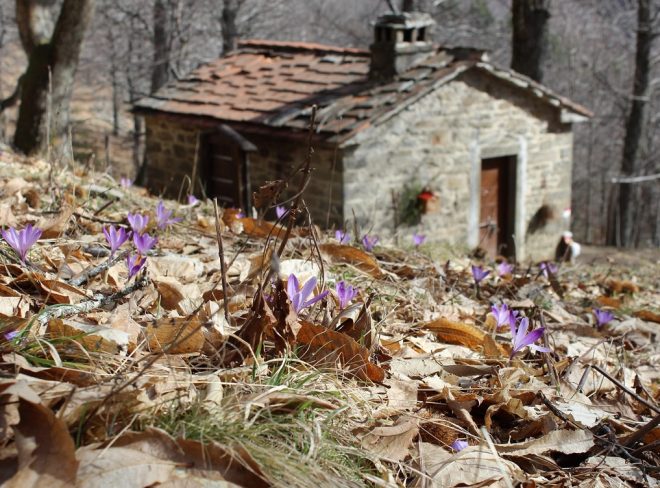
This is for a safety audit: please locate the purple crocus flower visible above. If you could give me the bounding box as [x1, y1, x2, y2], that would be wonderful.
[540, 261, 558, 278]
[286, 274, 329, 314]
[593, 308, 614, 329]
[1, 224, 42, 263]
[126, 253, 146, 279]
[362, 235, 379, 252]
[275, 206, 287, 219]
[509, 317, 551, 359]
[497, 262, 514, 277]
[471, 265, 490, 284]
[156, 201, 181, 230]
[336, 280, 358, 309]
[451, 439, 468, 452]
[187, 194, 200, 206]
[102, 225, 129, 257]
[492, 303, 514, 329]
[133, 232, 157, 255]
[127, 213, 149, 234]
[4, 330, 19, 341]
[335, 230, 350, 245]
[120, 177, 132, 188]
[412, 233, 426, 247]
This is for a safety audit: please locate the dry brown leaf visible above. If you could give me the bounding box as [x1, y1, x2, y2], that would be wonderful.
[595, 295, 622, 309]
[3, 398, 78, 487]
[153, 276, 185, 310]
[37, 205, 74, 239]
[604, 278, 639, 295]
[423, 318, 506, 355]
[496, 429, 594, 456]
[634, 309, 660, 324]
[296, 321, 385, 382]
[385, 378, 418, 410]
[40, 279, 88, 304]
[319, 243, 383, 278]
[418, 442, 523, 488]
[48, 319, 132, 354]
[361, 416, 419, 462]
[142, 316, 205, 354]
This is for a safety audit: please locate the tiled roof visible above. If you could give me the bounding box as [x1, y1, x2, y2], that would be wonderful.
[135, 39, 592, 143]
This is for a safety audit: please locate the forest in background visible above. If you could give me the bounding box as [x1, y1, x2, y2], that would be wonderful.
[0, 0, 658, 248]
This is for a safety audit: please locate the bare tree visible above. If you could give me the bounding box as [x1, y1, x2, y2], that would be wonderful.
[511, 0, 550, 82]
[13, 0, 95, 156]
[610, 0, 654, 247]
[151, 0, 172, 92]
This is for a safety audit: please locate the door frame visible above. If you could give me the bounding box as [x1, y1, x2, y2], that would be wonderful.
[468, 136, 527, 260]
[202, 124, 256, 211]
[479, 155, 517, 257]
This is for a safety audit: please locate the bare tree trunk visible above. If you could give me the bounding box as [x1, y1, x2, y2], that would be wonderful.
[511, 0, 550, 82]
[151, 0, 171, 93]
[401, 0, 415, 12]
[13, 0, 95, 156]
[221, 0, 240, 54]
[613, 0, 653, 247]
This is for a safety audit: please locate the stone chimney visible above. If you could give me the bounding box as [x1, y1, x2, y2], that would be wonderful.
[369, 12, 436, 80]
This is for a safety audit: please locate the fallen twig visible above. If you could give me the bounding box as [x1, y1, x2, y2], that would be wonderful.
[69, 249, 129, 286]
[36, 275, 147, 330]
[590, 364, 660, 415]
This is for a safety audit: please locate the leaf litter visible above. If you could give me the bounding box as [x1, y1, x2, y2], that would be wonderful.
[0, 143, 658, 487]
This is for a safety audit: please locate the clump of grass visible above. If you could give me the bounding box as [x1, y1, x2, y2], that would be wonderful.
[149, 358, 380, 488]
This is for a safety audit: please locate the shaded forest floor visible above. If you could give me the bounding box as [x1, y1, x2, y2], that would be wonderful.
[0, 144, 658, 487]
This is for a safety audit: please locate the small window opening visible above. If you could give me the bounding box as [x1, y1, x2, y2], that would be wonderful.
[417, 27, 426, 41]
[384, 28, 392, 42]
[403, 28, 414, 42]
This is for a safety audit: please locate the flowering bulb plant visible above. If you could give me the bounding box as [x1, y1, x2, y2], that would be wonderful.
[412, 232, 426, 247]
[491, 303, 517, 330]
[126, 253, 146, 279]
[335, 280, 358, 309]
[509, 317, 551, 359]
[593, 308, 614, 329]
[540, 261, 558, 278]
[1, 225, 42, 263]
[133, 232, 157, 255]
[127, 213, 149, 234]
[275, 206, 287, 219]
[286, 274, 329, 314]
[497, 261, 514, 277]
[471, 265, 490, 284]
[103, 225, 130, 257]
[451, 439, 468, 452]
[362, 235, 379, 252]
[335, 230, 350, 245]
[156, 201, 181, 230]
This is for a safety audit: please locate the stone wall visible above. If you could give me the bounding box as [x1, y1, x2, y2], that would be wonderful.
[341, 69, 575, 261]
[144, 114, 200, 197]
[143, 114, 343, 225]
[246, 134, 343, 225]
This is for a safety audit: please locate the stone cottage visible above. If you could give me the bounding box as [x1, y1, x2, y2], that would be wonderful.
[134, 12, 590, 260]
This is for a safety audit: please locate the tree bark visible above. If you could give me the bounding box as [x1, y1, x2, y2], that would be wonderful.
[221, 0, 240, 55]
[613, 0, 653, 247]
[401, 0, 415, 12]
[511, 0, 550, 82]
[150, 0, 171, 93]
[13, 0, 95, 156]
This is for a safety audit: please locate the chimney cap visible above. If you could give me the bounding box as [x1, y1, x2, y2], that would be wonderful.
[374, 11, 435, 30]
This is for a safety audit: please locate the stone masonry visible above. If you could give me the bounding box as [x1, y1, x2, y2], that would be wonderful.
[340, 70, 573, 261]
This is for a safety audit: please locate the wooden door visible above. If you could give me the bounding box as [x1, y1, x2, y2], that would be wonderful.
[479, 157, 515, 257]
[205, 131, 246, 209]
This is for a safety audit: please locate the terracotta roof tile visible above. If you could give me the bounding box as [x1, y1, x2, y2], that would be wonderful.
[135, 39, 591, 143]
